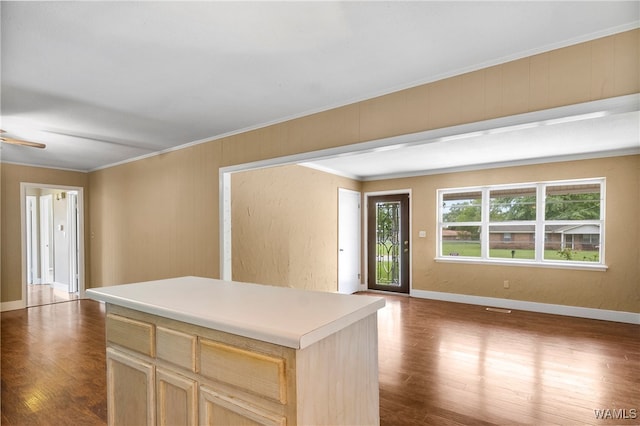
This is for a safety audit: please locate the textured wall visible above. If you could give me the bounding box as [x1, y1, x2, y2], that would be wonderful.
[231, 165, 361, 291]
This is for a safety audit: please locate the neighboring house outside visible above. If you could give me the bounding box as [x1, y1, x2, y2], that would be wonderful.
[445, 225, 600, 251]
[544, 224, 601, 251]
[442, 229, 462, 240]
[489, 225, 536, 250]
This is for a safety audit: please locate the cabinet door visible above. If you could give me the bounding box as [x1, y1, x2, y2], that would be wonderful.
[157, 368, 198, 426]
[199, 386, 286, 426]
[106, 348, 155, 426]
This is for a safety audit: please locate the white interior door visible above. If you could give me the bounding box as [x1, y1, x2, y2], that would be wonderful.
[68, 192, 79, 293]
[39, 194, 54, 284]
[338, 189, 361, 294]
[26, 196, 39, 284]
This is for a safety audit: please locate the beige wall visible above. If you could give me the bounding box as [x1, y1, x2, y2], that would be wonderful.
[89, 143, 221, 287]
[1, 163, 89, 302]
[231, 165, 361, 291]
[1, 29, 638, 312]
[362, 155, 640, 313]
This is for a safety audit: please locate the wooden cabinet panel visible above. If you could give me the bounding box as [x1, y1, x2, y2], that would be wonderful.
[106, 313, 155, 357]
[157, 326, 197, 372]
[106, 348, 155, 426]
[199, 386, 286, 426]
[200, 339, 287, 404]
[101, 303, 379, 425]
[157, 368, 197, 426]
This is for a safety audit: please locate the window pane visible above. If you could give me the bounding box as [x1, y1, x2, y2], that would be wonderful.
[544, 224, 601, 262]
[489, 225, 535, 259]
[545, 184, 601, 220]
[490, 187, 536, 221]
[441, 226, 481, 257]
[442, 192, 482, 222]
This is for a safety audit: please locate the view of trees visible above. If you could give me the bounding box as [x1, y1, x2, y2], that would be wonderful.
[544, 193, 601, 220]
[443, 192, 601, 223]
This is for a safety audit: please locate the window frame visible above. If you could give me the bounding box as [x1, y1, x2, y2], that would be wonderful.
[436, 178, 606, 271]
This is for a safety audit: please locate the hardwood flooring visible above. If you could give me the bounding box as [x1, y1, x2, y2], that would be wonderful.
[375, 294, 640, 426]
[1, 295, 638, 425]
[27, 284, 79, 308]
[1, 300, 107, 425]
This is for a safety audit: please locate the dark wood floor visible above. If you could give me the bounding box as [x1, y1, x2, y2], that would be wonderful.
[1, 295, 638, 425]
[1, 300, 107, 425]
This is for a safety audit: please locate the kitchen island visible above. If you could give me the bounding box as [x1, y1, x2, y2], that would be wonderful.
[87, 276, 385, 426]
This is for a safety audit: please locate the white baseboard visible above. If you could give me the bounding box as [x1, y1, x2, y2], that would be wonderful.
[1, 300, 26, 312]
[410, 289, 640, 325]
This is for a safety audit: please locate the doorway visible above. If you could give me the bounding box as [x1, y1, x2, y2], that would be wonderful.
[21, 184, 85, 307]
[367, 193, 410, 294]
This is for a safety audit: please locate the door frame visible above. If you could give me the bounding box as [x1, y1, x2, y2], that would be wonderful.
[364, 190, 412, 294]
[68, 191, 80, 293]
[19, 183, 86, 309]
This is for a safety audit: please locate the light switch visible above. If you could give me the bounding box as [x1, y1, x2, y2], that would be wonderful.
[419, 230, 426, 238]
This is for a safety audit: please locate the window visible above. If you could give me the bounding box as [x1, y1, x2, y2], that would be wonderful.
[437, 179, 605, 268]
[441, 191, 481, 257]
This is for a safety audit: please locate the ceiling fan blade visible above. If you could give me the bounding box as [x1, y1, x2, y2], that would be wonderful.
[1, 136, 46, 149]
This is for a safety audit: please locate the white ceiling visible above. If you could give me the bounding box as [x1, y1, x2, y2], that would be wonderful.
[302, 99, 640, 180]
[1, 1, 639, 175]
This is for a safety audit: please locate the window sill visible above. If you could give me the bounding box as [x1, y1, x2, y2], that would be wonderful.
[434, 257, 608, 271]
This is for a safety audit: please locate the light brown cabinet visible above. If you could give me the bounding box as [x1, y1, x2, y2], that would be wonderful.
[156, 368, 198, 425]
[106, 348, 155, 426]
[104, 303, 379, 425]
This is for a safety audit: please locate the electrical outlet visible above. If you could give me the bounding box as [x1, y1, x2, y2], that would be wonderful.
[503, 280, 510, 289]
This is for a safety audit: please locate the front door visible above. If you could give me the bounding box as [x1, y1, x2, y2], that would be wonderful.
[367, 194, 409, 293]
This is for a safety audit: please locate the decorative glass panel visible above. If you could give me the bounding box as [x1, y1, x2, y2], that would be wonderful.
[375, 202, 400, 286]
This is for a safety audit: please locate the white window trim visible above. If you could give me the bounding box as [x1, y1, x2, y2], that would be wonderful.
[436, 178, 606, 271]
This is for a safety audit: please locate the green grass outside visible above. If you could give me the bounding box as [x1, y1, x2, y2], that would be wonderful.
[374, 258, 399, 285]
[441, 242, 599, 262]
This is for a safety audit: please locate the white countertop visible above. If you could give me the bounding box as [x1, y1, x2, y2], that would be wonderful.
[86, 276, 385, 349]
